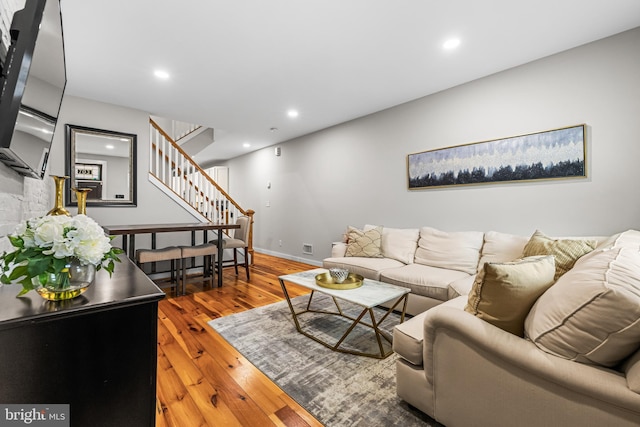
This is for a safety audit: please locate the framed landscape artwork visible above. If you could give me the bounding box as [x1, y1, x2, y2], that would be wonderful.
[407, 124, 586, 189]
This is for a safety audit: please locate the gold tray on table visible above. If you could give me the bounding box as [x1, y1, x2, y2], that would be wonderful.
[315, 272, 364, 290]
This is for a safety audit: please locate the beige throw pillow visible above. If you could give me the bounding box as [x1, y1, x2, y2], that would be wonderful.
[345, 226, 383, 258]
[465, 256, 556, 337]
[525, 247, 640, 367]
[522, 230, 597, 280]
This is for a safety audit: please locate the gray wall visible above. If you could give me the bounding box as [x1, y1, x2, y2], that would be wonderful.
[46, 96, 200, 250]
[224, 27, 640, 264]
[2, 27, 639, 264]
[0, 94, 204, 253]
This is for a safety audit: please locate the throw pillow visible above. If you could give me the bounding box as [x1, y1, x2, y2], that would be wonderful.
[465, 255, 556, 337]
[345, 226, 383, 258]
[525, 247, 640, 367]
[414, 227, 484, 274]
[522, 230, 597, 281]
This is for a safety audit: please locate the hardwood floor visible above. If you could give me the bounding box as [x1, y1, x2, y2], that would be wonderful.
[155, 252, 323, 427]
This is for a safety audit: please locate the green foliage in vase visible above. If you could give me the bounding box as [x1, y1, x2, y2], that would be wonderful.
[0, 214, 123, 296]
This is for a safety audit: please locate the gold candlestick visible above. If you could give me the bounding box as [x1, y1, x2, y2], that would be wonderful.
[72, 187, 92, 215]
[47, 175, 71, 216]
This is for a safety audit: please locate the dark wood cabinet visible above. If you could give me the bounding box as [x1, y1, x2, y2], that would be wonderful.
[0, 255, 164, 427]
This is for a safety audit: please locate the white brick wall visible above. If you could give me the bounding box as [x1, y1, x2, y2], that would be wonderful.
[0, 171, 51, 253]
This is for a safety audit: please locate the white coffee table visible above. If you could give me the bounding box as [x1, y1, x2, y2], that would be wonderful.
[278, 268, 409, 359]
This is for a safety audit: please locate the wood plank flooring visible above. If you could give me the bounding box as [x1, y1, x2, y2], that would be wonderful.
[155, 252, 323, 427]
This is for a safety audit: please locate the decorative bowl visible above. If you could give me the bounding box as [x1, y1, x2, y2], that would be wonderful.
[329, 268, 349, 283]
[315, 272, 364, 290]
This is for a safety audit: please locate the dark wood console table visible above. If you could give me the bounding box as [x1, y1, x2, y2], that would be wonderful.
[0, 255, 165, 427]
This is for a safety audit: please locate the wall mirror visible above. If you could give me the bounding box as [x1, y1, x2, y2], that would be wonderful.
[65, 124, 137, 207]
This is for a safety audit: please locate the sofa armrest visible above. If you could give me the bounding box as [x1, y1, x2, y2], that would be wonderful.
[331, 242, 347, 257]
[422, 305, 640, 412]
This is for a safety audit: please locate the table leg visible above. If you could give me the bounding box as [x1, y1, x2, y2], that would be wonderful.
[217, 230, 223, 287]
[279, 279, 302, 332]
[121, 235, 128, 258]
[129, 234, 136, 260]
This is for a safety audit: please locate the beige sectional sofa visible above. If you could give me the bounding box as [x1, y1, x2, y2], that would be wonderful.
[324, 225, 535, 316]
[323, 225, 640, 426]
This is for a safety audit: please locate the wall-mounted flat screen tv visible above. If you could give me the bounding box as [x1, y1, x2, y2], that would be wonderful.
[0, 0, 66, 179]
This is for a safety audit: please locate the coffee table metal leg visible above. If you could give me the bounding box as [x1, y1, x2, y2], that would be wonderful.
[332, 307, 369, 351]
[369, 308, 386, 357]
[279, 278, 409, 359]
[279, 278, 303, 332]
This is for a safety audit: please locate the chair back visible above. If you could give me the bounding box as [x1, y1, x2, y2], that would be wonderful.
[234, 216, 250, 244]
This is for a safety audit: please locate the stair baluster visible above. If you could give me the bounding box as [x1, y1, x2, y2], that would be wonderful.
[148, 119, 255, 263]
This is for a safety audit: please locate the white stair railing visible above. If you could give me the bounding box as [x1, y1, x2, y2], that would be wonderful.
[172, 120, 202, 142]
[149, 119, 254, 257]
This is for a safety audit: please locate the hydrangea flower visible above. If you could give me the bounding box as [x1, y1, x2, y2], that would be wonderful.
[0, 214, 123, 296]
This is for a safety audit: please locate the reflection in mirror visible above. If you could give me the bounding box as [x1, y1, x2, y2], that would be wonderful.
[65, 124, 137, 206]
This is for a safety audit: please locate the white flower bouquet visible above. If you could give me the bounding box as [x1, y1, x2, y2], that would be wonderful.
[0, 214, 123, 296]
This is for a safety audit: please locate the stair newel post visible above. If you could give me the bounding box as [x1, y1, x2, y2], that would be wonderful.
[246, 210, 255, 265]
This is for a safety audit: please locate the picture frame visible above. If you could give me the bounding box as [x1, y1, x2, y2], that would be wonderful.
[74, 163, 102, 181]
[407, 124, 586, 189]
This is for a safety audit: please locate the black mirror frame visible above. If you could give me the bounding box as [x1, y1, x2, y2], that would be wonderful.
[65, 124, 137, 207]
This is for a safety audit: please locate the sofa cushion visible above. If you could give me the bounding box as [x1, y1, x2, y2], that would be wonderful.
[380, 263, 470, 301]
[393, 296, 466, 366]
[345, 226, 383, 258]
[465, 256, 556, 337]
[414, 227, 484, 275]
[478, 231, 529, 269]
[522, 230, 597, 280]
[525, 246, 640, 367]
[366, 225, 419, 265]
[612, 229, 640, 249]
[322, 256, 404, 281]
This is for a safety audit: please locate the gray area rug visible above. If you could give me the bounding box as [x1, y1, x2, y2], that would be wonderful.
[208, 293, 442, 426]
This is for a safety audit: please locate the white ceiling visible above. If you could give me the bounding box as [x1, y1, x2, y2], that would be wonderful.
[59, 0, 640, 166]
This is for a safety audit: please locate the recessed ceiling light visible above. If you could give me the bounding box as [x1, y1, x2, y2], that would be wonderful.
[154, 70, 170, 79]
[287, 109, 299, 118]
[105, 144, 115, 149]
[442, 38, 461, 50]
[243, 142, 251, 148]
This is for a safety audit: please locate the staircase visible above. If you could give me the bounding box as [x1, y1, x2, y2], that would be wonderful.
[148, 118, 254, 261]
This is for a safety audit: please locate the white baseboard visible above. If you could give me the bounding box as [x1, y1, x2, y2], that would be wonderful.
[254, 247, 322, 267]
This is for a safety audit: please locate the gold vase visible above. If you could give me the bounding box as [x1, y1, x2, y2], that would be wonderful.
[47, 175, 71, 216]
[72, 187, 92, 215]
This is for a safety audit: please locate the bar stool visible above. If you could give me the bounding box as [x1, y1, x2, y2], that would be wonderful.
[135, 246, 182, 295]
[179, 243, 218, 294]
[209, 216, 251, 281]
